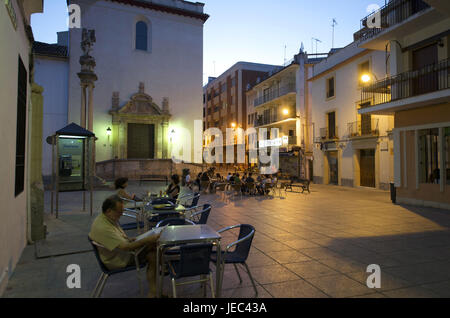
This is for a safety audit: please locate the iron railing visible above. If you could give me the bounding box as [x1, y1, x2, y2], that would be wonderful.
[320, 126, 338, 140]
[254, 83, 296, 107]
[354, 0, 430, 42]
[361, 58, 450, 106]
[254, 114, 278, 127]
[347, 119, 379, 137]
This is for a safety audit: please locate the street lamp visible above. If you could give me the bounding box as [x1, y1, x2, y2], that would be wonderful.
[282, 108, 289, 115]
[231, 122, 236, 128]
[361, 72, 379, 84]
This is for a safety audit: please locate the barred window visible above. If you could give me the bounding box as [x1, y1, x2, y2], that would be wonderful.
[418, 128, 440, 184]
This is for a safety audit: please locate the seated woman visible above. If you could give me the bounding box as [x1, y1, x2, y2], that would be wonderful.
[166, 174, 181, 201]
[115, 177, 141, 202]
[151, 174, 180, 205]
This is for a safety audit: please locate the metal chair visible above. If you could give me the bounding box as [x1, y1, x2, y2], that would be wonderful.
[188, 204, 212, 225]
[246, 182, 256, 196]
[120, 207, 145, 233]
[210, 224, 257, 297]
[156, 218, 195, 227]
[183, 192, 201, 208]
[88, 237, 146, 298]
[167, 243, 215, 298]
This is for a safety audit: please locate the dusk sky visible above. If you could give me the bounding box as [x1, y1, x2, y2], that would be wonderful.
[31, 0, 387, 85]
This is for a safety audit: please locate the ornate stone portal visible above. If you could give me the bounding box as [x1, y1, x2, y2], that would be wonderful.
[109, 83, 171, 159]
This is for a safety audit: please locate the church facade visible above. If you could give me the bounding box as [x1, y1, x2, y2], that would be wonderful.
[35, 0, 208, 178]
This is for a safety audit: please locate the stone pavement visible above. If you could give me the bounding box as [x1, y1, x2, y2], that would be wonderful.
[3, 182, 450, 298]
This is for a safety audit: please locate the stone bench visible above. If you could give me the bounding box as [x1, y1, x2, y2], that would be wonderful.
[139, 174, 168, 186]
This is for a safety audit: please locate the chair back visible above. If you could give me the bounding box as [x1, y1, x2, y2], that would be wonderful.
[192, 204, 211, 225]
[176, 243, 213, 278]
[156, 218, 195, 227]
[88, 237, 110, 274]
[233, 224, 255, 262]
[232, 184, 241, 192]
[247, 182, 255, 191]
[186, 192, 200, 208]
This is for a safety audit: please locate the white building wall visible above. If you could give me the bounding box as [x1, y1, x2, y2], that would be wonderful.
[68, 0, 205, 162]
[0, 0, 34, 294]
[311, 46, 393, 189]
[34, 57, 69, 177]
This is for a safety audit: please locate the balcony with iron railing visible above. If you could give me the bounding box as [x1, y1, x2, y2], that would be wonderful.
[319, 126, 338, 140]
[347, 119, 379, 138]
[253, 83, 296, 107]
[353, 0, 430, 43]
[254, 114, 278, 127]
[361, 58, 450, 107]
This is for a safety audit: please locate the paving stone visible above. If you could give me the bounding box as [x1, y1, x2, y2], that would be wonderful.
[305, 274, 373, 298]
[262, 279, 329, 298]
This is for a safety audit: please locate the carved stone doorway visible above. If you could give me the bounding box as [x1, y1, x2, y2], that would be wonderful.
[109, 83, 170, 159]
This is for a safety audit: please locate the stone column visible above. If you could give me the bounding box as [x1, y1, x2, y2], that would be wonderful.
[162, 121, 169, 159]
[80, 85, 86, 128]
[88, 84, 94, 131]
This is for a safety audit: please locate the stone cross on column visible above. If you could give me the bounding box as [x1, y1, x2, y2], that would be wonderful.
[78, 28, 97, 131]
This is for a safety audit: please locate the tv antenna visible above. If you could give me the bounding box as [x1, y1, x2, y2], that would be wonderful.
[332, 18, 338, 48]
[312, 38, 322, 54]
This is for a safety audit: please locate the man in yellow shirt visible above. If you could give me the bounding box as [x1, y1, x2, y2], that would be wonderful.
[89, 195, 161, 297]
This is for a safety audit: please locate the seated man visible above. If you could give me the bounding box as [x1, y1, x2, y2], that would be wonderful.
[89, 195, 162, 298]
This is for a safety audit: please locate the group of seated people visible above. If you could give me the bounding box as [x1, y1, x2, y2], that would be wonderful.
[224, 172, 278, 195]
[114, 174, 181, 204]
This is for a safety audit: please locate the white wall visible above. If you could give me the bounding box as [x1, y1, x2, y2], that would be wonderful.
[34, 57, 69, 177]
[68, 0, 205, 162]
[0, 1, 32, 294]
[311, 47, 393, 188]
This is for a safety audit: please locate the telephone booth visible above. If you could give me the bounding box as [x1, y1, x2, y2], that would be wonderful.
[48, 123, 96, 217]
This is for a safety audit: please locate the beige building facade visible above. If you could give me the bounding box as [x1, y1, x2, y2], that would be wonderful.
[246, 50, 324, 178]
[356, 0, 450, 208]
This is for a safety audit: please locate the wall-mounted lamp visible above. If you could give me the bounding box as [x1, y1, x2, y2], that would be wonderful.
[361, 72, 379, 84]
[231, 122, 236, 128]
[106, 127, 112, 136]
[282, 108, 289, 115]
[169, 129, 176, 142]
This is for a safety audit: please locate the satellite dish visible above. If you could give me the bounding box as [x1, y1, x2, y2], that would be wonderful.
[46, 136, 53, 145]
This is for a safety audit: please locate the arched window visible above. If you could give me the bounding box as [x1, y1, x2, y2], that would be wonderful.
[136, 21, 148, 51]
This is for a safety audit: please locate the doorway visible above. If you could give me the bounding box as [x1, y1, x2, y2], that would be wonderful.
[360, 149, 375, 188]
[412, 43, 438, 96]
[127, 123, 155, 159]
[327, 151, 338, 185]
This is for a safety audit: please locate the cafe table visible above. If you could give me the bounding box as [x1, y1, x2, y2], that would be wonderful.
[155, 224, 222, 297]
[142, 203, 186, 229]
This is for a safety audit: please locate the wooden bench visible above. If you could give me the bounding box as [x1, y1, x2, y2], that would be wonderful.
[284, 179, 310, 194]
[139, 174, 168, 186]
